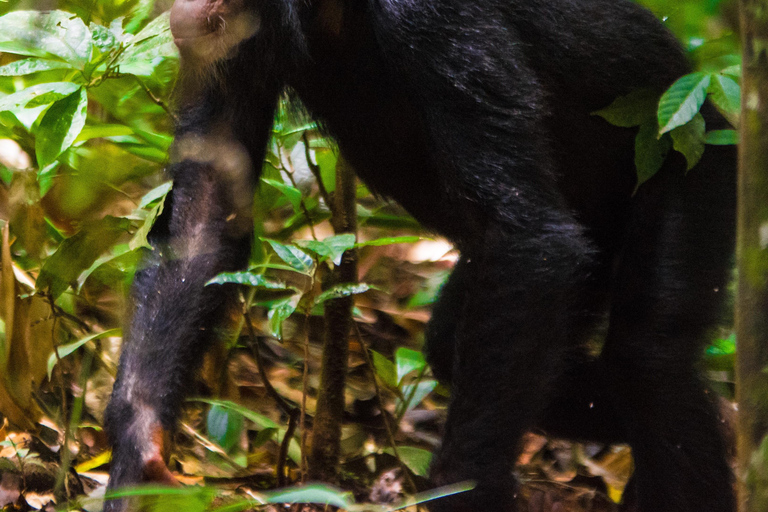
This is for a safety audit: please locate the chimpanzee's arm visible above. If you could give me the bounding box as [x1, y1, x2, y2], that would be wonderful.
[104, 13, 281, 509]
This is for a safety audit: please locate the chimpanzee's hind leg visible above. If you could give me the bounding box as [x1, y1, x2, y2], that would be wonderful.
[427, 219, 596, 512]
[600, 143, 736, 512]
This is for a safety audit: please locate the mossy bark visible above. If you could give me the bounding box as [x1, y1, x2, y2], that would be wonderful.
[737, 1, 768, 510]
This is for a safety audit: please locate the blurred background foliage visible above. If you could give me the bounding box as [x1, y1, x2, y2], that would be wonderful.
[0, 0, 741, 511]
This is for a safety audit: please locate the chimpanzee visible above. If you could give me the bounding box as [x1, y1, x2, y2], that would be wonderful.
[104, 0, 737, 511]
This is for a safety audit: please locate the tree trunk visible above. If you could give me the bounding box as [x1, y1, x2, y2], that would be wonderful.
[737, 2, 768, 510]
[308, 155, 357, 481]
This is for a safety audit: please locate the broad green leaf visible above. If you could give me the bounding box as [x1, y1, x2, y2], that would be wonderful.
[0, 58, 73, 76]
[371, 350, 398, 389]
[37, 216, 132, 299]
[315, 283, 370, 305]
[0, 82, 80, 113]
[708, 74, 740, 115]
[296, 234, 356, 265]
[722, 65, 741, 80]
[37, 161, 59, 196]
[706, 129, 738, 145]
[635, 119, 671, 189]
[384, 446, 432, 477]
[592, 88, 660, 127]
[356, 236, 422, 248]
[90, 24, 120, 54]
[0, 10, 92, 69]
[192, 399, 277, 430]
[658, 72, 711, 134]
[35, 87, 88, 166]
[401, 380, 438, 414]
[262, 178, 302, 212]
[206, 272, 287, 290]
[670, 113, 706, 170]
[264, 239, 314, 274]
[268, 296, 299, 339]
[47, 328, 121, 380]
[192, 398, 301, 463]
[396, 347, 427, 383]
[207, 404, 244, 453]
[117, 12, 177, 76]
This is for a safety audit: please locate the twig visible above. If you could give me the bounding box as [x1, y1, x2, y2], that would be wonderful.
[134, 76, 176, 120]
[281, 161, 318, 241]
[300, 311, 311, 482]
[243, 308, 294, 416]
[278, 409, 300, 486]
[302, 132, 334, 214]
[354, 322, 418, 495]
[243, 306, 300, 483]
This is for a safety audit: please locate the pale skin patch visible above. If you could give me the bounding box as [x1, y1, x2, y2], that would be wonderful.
[170, 0, 260, 71]
[173, 129, 255, 245]
[125, 402, 179, 484]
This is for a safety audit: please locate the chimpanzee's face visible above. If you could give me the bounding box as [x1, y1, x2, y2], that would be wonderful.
[170, 0, 260, 67]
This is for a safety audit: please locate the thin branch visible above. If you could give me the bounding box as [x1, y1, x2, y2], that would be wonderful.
[302, 132, 334, 214]
[243, 308, 294, 416]
[355, 322, 418, 495]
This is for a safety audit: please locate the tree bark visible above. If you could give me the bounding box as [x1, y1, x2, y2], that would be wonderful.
[308, 155, 357, 481]
[737, 2, 768, 510]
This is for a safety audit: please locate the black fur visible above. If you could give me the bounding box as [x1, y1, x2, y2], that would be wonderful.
[105, 1, 736, 511]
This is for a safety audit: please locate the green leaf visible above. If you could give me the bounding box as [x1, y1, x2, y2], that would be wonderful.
[722, 65, 741, 80]
[705, 129, 738, 145]
[295, 234, 356, 265]
[90, 24, 119, 54]
[670, 113, 706, 170]
[35, 87, 88, 167]
[207, 404, 244, 453]
[117, 12, 177, 76]
[37, 161, 59, 197]
[191, 398, 301, 463]
[138, 182, 172, 209]
[384, 446, 433, 477]
[76, 124, 135, 143]
[262, 484, 355, 508]
[708, 74, 740, 115]
[315, 283, 370, 305]
[635, 119, 671, 189]
[262, 178, 302, 212]
[592, 88, 660, 127]
[206, 272, 287, 290]
[37, 216, 131, 299]
[264, 239, 314, 274]
[0, 58, 73, 76]
[371, 350, 398, 389]
[392, 482, 476, 510]
[401, 380, 437, 414]
[658, 72, 711, 134]
[356, 236, 422, 248]
[268, 297, 299, 339]
[395, 347, 427, 384]
[0, 82, 80, 113]
[0, 10, 92, 69]
[130, 191, 168, 250]
[47, 328, 121, 380]
[192, 399, 277, 430]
